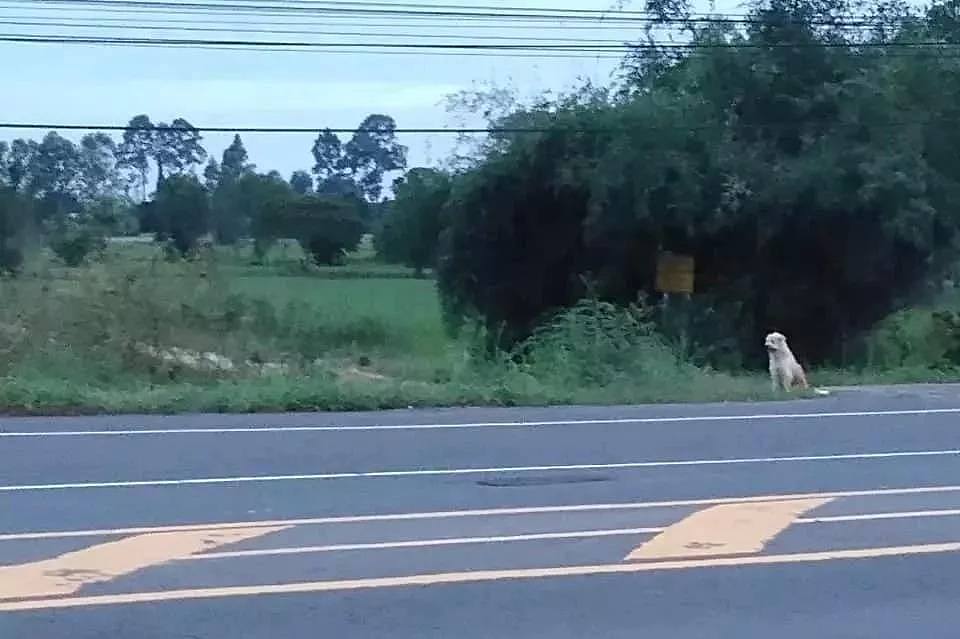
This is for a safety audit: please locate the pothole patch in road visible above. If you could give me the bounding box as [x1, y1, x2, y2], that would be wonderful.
[476, 473, 611, 487]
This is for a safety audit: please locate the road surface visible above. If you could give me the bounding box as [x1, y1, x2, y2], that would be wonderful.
[3, 384, 960, 637]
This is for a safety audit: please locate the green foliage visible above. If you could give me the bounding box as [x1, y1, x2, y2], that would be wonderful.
[117, 114, 207, 192]
[376, 167, 451, 273]
[87, 197, 139, 236]
[258, 195, 365, 265]
[933, 310, 960, 368]
[220, 134, 251, 183]
[209, 137, 265, 245]
[438, 0, 960, 367]
[311, 114, 408, 203]
[0, 187, 29, 275]
[290, 170, 314, 195]
[516, 298, 689, 388]
[46, 215, 107, 267]
[153, 175, 210, 256]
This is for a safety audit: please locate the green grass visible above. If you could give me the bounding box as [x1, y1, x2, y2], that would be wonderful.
[0, 239, 943, 416]
[229, 276, 446, 358]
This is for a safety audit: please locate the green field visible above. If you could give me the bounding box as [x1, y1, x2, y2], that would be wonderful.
[229, 276, 446, 358]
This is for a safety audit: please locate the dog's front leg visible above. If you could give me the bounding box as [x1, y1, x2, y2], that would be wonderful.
[770, 367, 782, 392]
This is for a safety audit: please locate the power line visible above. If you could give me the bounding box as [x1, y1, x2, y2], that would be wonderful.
[0, 18, 677, 42]
[0, 11, 720, 29]
[0, 0, 908, 24]
[0, 118, 952, 135]
[0, 33, 956, 50]
[0, 5, 902, 29]
[53, 40, 627, 57]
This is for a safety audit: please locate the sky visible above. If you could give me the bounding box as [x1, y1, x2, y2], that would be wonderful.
[0, 0, 663, 182]
[0, 0, 936, 185]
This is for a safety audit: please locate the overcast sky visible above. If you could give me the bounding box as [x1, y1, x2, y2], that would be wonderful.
[12, 0, 897, 181]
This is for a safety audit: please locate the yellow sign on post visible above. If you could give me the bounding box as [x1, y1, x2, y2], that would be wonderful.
[655, 252, 695, 294]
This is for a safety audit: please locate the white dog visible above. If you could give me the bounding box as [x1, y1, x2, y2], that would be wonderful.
[764, 331, 809, 392]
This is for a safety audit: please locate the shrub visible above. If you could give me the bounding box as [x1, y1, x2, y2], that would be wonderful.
[47, 217, 107, 267]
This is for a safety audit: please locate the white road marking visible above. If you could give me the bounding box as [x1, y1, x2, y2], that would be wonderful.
[191, 527, 665, 559]
[168, 510, 960, 559]
[3, 448, 958, 492]
[797, 509, 960, 523]
[5, 485, 960, 541]
[3, 406, 960, 437]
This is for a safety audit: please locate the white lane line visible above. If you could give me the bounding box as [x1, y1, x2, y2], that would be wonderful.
[6, 485, 960, 541]
[2, 448, 959, 492]
[191, 527, 665, 559]
[182, 510, 960, 559]
[798, 509, 960, 523]
[4, 407, 960, 437]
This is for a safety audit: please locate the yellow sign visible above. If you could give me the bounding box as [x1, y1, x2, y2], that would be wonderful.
[655, 252, 695, 294]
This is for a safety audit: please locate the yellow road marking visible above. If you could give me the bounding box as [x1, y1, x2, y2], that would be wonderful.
[7, 483, 960, 542]
[2, 541, 959, 611]
[0, 525, 289, 600]
[625, 498, 832, 561]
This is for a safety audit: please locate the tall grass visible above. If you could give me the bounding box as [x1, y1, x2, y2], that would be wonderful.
[0, 248, 773, 414]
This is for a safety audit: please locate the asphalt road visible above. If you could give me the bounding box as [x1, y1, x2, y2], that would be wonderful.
[4, 384, 960, 637]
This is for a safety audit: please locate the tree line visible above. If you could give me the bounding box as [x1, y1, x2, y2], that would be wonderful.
[0, 113, 407, 270]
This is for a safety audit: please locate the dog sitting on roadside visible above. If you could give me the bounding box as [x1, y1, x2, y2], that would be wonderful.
[764, 331, 809, 392]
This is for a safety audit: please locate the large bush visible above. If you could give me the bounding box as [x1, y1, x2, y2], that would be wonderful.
[438, 0, 960, 367]
[376, 167, 451, 274]
[257, 195, 365, 265]
[46, 215, 107, 267]
[153, 175, 211, 256]
[0, 187, 30, 275]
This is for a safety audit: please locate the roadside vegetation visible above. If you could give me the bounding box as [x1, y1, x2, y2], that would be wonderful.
[3, 0, 960, 414]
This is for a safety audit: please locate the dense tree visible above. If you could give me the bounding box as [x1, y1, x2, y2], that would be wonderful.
[0, 187, 29, 274]
[153, 118, 206, 183]
[220, 134, 251, 183]
[203, 158, 221, 190]
[78, 133, 123, 202]
[257, 195, 364, 265]
[4, 139, 38, 191]
[311, 130, 344, 180]
[342, 114, 408, 202]
[209, 135, 256, 244]
[29, 132, 83, 198]
[290, 170, 314, 195]
[27, 132, 86, 224]
[376, 168, 450, 275]
[437, 0, 960, 366]
[152, 174, 210, 256]
[311, 115, 407, 204]
[222, 170, 293, 253]
[117, 115, 155, 199]
[117, 115, 207, 195]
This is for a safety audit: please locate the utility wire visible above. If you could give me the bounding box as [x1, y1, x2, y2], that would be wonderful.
[0, 33, 956, 49]
[0, 0, 915, 24]
[0, 19, 695, 42]
[0, 5, 906, 29]
[0, 118, 952, 134]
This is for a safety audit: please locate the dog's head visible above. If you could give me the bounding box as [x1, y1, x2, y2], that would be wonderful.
[764, 331, 788, 354]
